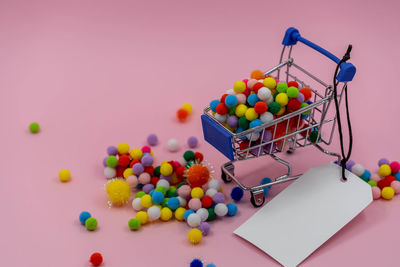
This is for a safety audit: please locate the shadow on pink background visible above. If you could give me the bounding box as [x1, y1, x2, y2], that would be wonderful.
[1, 0, 399, 266]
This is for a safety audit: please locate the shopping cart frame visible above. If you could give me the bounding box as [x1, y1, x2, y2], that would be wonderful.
[201, 27, 356, 207]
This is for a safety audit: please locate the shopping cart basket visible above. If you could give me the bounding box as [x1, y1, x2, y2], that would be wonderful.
[201, 27, 356, 207]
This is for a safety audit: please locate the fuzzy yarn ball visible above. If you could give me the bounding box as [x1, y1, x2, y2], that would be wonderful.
[230, 186, 244, 202]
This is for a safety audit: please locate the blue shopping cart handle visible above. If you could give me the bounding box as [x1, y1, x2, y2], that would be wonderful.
[282, 27, 356, 82]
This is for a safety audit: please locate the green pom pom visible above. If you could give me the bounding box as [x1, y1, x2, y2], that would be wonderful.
[29, 122, 40, 133]
[176, 182, 186, 189]
[300, 102, 310, 115]
[136, 191, 146, 198]
[228, 106, 236, 115]
[85, 217, 98, 231]
[207, 208, 216, 221]
[155, 186, 167, 196]
[273, 91, 279, 100]
[276, 82, 288, 93]
[161, 198, 169, 208]
[238, 117, 249, 130]
[183, 150, 195, 161]
[268, 102, 281, 115]
[309, 130, 322, 143]
[154, 166, 161, 177]
[287, 86, 299, 98]
[106, 156, 118, 167]
[167, 186, 178, 198]
[368, 180, 377, 187]
[128, 218, 141, 230]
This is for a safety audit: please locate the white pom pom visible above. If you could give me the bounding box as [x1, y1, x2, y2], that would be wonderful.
[196, 208, 209, 222]
[208, 179, 221, 190]
[156, 179, 170, 190]
[167, 139, 180, 152]
[214, 113, 227, 123]
[236, 94, 247, 104]
[257, 87, 272, 100]
[206, 188, 218, 197]
[147, 206, 161, 221]
[178, 196, 187, 207]
[265, 95, 274, 104]
[104, 167, 116, 179]
[187, 213, 201, 227]
[225, 88, 235, 94]
[132, 198, 143, 211]
[351, 164, 365, 177]
[246, 132, 260, 141]
[214, 203, 228, 217]
[260, 112, 274, 124]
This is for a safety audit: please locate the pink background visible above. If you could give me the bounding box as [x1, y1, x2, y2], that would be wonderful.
[1, 0, 399, 266]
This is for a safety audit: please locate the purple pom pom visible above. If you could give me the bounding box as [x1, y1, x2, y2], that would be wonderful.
[378, 158, 390, 167]
[213, 192, 225, 204]
[187, 136, 198, 148]
[199, 222, 210, 236]
[107, 146, 118, 156]
[296, 92, 305, 103]
[103, 157, 108, 167]
[141, 154, 154, 167]
[160, 175, 171, 182]
[143, 183, 154, 194]
[262, 130, 272, 142]
[227, 116, 238, 128]
[345, 160, 355, 170]
[132, 163, 144, 175]
[147, 134, 158, 146]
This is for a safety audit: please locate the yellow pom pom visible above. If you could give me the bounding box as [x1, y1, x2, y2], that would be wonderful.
[181, 103, 193, 114]
[171, 173, 179, 184]
[187, 228, 202, 244]
[382, 187, 395, 200]
[160, 163, 173, 176]
[245, 108, 258, 121]
[123, 168, 133, 179]
[140, 194, 153, 208]
[117, 143, 130, 154]
[105, 179, 131, 205]
[130, 148, 143, 160]
[160, 207, 173, 221]
[276, 93, 289, 106]
[378, 164, 392, 177]
[191, 187, 204, 199]
[276, 106, 286, 115]
[59, 169, 71, 182]
[263, 77, 277, 89]
[235, 104, 248, 117]
[233, 80, 246, 93]
[175, 207, 186, 221]
[136, 211, 148, 224]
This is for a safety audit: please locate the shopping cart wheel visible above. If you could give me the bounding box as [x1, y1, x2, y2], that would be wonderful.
[287, 148, 295, 154]
[221, 164, 234, 183]
[250, 192, 265, 208]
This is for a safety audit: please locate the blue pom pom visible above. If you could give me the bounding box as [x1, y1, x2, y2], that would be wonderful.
[152, 191, 165, 204]
[206, 264, 216, 267]
[230, 186, 244, 202]
[225, 95, 238, 107]
[79, 211, 91, 225]
[360, 169, 371, 182]
[301, 113, 310, 119]
[395, 172, 400, 181]
[190, 259, 203, 267]
[149, 189, 155, 196]
[136, 183, 143, 189]
[184, 209, 195, 221]
[167, 197, 180, 210]
[249, 119, 263, 133]
[210, 100, 220, 112]
[227, 203, 238, 216]
[247, 94, 260, 106]
[306, 100, 313, 105]
[260, 177, 272, 196]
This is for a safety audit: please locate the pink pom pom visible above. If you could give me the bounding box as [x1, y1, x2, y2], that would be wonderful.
[372, 187, 381, 200]
[178, 185, 191, 198]
[370, 173, 381, 182]
[247, 79, 258, 90]
[242, 79, 248, 85]
[188, 198, 202, 211]
[141, 146, 151, 153]
[390, 161, 400, 173]
[236, 94, 247, 104]
[126, 175, 138, 187]
[390, 181, 400, 194]
[138, 172, 151, 184]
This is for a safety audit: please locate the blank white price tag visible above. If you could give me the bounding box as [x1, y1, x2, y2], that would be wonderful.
[234, 163, 372, 267]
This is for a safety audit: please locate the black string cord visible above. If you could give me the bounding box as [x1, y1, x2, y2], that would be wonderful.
[333, 45, 353, 180]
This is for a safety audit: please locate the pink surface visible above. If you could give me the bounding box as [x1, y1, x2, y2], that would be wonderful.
[1, 0, 400, 266]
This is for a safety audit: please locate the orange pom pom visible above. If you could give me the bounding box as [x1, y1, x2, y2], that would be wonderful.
[177, 108, 189, 121]
[300, 87, 312, 101]
[186, 164, 210, 188]
[251, 70, 265, 80]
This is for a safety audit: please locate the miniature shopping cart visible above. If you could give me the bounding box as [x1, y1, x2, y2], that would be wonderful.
[201, 27, 356, 207]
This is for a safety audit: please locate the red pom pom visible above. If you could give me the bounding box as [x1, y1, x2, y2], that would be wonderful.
[144, 166, 154, 176]
[243, 88, 251, 97]
[168, 160, 179, 171]
[254, 101, 268, 114]
[220, 94, 229, 103]
[150, 177, 160, 186]
[118, 155, 130, 167]
[287, 98, 301, 112]
[252, 82, 264, 93]
[239, 141, 249, 150]
[90, 252, 103, 266]
[177, 108, 189, 121]
[176, 166, 186, 178]
[377, 176, 396, 189]
[129, 159, 140, 168]
[216, 103, 228, 115]
[194, 152, 204, 163]
[116, 166, 126, 177]
[288, 81, 299, 88]
[299, 87, 312, 101]
[201, 195, 213, 208]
